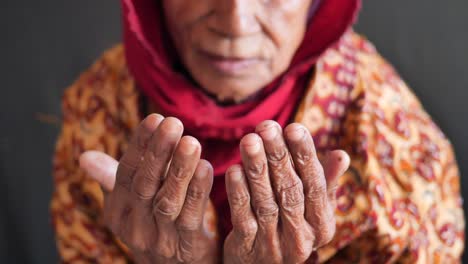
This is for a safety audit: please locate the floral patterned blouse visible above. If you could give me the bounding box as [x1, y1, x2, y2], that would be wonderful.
[50, 31, 464, 263]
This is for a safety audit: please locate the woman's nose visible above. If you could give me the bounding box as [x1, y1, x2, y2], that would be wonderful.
[210, 0, 262, 37]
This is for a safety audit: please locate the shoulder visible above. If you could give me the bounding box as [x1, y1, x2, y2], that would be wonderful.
[347, 33, 464, 260]
[62, 44, 137, 116]
[59, 44, 141, 159]
[312, 32, 464, 262]
[63, 44, 129, 100]
[349, 31, 426, 116]
[304, 30, 449, 146]
[344, 32, 451, 153]
[328, 31, 455, 180]
[52, 45, 138, 261]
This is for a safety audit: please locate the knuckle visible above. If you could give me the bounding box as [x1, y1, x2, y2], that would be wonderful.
[133, 190, 154, 201]
[306, 174, 327, 196]
[141, 163, 157, 178]
[267, 146, 288, 163]
[256, 203, 279, 222]
[178, 238, 197, 262]
[186, 187, 206, 202]
[141, 168, 158, 184]
[245, 162, 266, 179]
[235, 218, 258, 238]
[177, 218, 201, 232]
[296, 151, 313, 166]
[132, 182, 156, 200]
[153, 197, 178, 220]
[252, 194, 275, 205]
[280, 181, 305, 212]
[231, 193, 250, 209]
[170, 162, 190, 180]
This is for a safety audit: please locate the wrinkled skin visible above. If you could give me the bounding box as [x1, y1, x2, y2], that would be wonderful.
[81, 116, 350, 263]
[80, 0, 352, 263]
[163, 0, 314, 102]
[80, 115, 218, 263]
[223, 121, 350, 263]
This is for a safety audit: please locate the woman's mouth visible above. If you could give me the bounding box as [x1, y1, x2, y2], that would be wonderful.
[198, 50, 262, 76]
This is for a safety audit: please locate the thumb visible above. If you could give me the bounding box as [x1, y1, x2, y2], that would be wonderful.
[322, 150, 350, 199]
[79, 151, 118, 192]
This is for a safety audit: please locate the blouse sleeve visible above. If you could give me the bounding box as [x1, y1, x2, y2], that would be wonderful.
[323, 35, 465, 263]
[49, 46, 139, 263]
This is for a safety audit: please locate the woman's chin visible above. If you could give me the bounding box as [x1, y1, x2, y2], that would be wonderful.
[191, 73, 269, 104]
[200, 83, 267, 104]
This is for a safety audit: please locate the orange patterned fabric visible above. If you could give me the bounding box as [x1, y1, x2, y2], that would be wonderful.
[50, 31, 464, 263]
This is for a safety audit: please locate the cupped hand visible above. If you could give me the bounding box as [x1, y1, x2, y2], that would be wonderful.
[79, 114, 218, 264]
[224, 121, 350, 264]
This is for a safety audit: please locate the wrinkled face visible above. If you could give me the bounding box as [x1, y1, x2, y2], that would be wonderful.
[163, 0, 314, 102]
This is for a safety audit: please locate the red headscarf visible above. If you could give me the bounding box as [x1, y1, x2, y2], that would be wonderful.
[122, 0, 361, 239]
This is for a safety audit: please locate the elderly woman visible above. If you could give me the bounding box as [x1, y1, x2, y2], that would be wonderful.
[50, 0, 464, 263]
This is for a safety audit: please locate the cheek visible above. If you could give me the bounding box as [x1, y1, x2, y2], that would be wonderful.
[266, 0, 311, 44]
[163, 1, 211, 54]
[265, 2, 310, 71]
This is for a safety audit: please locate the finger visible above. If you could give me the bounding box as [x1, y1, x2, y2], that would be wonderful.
[225, 165, 257, 243]
[116, 114, 164, 191]
[257, 121, 312, 263]
[97, 115, 163, 237]
[153, 136, 201, 222]
[256, 121, 305, 223]
[79, 151, 118, 192]
[240, 133, 279, 231]
[284, 123, 335, 247]
[322, 150, 350, 206]
[175, 160, 214, 260]
[177, 160, 214, 232]
[80, 152, 128, 235]
[131, 117, 183, 201]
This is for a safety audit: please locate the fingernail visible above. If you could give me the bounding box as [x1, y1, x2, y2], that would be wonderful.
[228, 167, 243, 182]
[183, 138, 198, 155]
[162, 117, 183, 134]
[259, 124, 278, 141]
[288, 127, 305, 141]
[245, 141, 260, 154]
[242, 135, 261, 154]
[199, 162, 212, 178]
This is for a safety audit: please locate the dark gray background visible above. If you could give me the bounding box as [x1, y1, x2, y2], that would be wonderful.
[1, 1, 467, 263]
